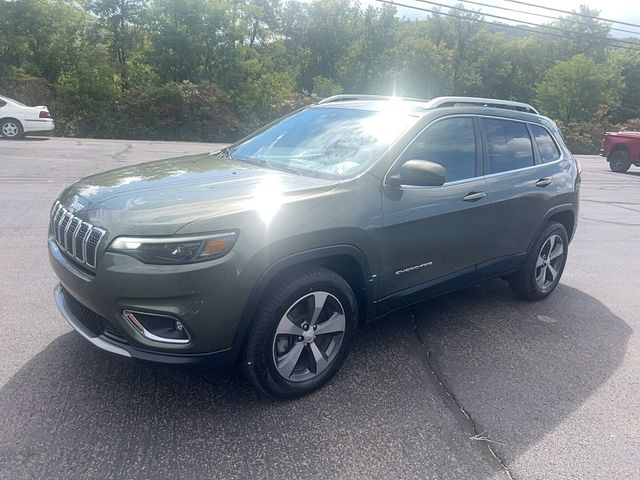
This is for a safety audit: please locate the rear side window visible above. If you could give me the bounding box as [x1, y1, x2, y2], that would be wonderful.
[530, 124, 561, 163]
[399, 117, 477, 183]
[483, 118, 534, 174]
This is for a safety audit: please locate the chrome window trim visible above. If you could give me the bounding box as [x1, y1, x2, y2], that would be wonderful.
[482, 158, 563, 180]
[398, 176, 486, 190]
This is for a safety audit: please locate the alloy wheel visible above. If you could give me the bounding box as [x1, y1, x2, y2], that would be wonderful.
[1, 121, 19, 138]
[535, 234, 564, 292]
[272, 291, 346, 383]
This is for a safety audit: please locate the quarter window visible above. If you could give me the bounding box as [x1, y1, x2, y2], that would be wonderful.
[530, 124, 561, 163]
[483, 118, 534, 174]
[399, 117, 477, 183]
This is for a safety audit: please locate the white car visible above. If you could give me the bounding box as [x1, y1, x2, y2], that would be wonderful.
[0, 94, 55, 139]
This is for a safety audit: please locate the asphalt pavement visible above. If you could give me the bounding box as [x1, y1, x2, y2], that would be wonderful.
[0, 137, 638, 479]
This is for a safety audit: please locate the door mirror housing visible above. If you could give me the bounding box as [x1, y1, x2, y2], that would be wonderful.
[388, 160, 446, 187]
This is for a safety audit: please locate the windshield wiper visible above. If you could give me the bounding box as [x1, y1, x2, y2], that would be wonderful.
[216, 147, 233, 159]
[262, 161, 303, 176]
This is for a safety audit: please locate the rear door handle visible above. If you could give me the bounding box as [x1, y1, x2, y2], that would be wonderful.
[463, 191, 487, 202]
[535, 177, 552, 187]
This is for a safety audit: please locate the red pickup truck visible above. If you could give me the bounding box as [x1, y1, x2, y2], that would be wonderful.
[600, 131, 640, 173]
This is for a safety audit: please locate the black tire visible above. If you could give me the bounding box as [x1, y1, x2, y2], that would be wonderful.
[609, 149, 631, 173]
[242, 266, 358, 399]
[509, 221, 569, 301]
[0, 118, 24, 139]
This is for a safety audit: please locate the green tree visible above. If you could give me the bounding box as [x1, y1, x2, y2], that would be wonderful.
[87, 0, 148, 89]
[607, 50, 640, 123]
[536, 54, 621, 123]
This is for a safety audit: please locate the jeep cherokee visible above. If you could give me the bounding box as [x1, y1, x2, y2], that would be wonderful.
[49, 95, 581, 398]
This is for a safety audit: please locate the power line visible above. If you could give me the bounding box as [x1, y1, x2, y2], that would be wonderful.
[405, 0, 640, 50]
[376, 0, 640, 53]
[502, 0, 640, 30]
[454, 0, 640, 36]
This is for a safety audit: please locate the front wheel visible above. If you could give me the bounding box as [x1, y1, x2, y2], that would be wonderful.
[509, 221, 568, 301]
[242, 266, 357, 399]
[609, 149, 631, 173]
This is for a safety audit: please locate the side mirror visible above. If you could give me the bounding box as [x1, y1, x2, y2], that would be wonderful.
[388, 160, 446, 187]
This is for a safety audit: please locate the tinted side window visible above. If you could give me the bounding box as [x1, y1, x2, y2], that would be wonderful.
[483, 118, 534, 174]
[530, 124, 561, 163]
[400, 117, 476, 183]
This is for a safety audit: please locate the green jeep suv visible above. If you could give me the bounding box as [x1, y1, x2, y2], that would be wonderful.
[49, 95, 580, 398]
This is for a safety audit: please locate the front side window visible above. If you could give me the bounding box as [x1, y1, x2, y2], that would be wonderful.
[483, 118, 534, 174]
[398, 117, 477, 183]
[230, 107, 418, 179]
[530, 124, 561, 163]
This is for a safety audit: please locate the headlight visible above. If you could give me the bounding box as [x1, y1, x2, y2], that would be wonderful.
[108, 232, 237, 264]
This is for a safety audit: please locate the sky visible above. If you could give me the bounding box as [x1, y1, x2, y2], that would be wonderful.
[359, 0, 640, 38]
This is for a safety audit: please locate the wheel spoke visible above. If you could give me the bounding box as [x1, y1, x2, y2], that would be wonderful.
[547, 264, 558, 282]
[536, 267, 546, 289]
[536, 254, 545, 268]
[276, 342, 305, 379]
[276, 315, 303, 336]
[547, 236, 556, 253]
[308, 341, 329, 373]
[309, 291, 329, 325]
[315, 311, 345, 336]
[549, 243, 564, 261]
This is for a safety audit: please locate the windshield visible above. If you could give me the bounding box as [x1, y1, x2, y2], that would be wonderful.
[229, 106, 419, 179]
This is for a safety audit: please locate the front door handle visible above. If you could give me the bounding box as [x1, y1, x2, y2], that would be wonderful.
[463, 191, 487, 202]
[535, 177, 552, 187]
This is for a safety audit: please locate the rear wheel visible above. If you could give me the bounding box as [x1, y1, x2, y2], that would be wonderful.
[242, 266, 357, 399]
[509, 221, 568, 300]
[609, 149, 631, 173]
[0, 119, 23, 139]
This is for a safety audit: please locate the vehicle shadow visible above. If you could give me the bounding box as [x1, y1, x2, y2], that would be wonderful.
[412, 280, 632, 466]
[0, 281, 630, 479]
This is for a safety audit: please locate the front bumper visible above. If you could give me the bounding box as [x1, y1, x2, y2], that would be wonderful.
[49, 236, 252, 365]
[54, 284, 237, 365]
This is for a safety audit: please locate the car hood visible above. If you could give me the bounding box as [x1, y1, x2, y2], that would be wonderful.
[57, 153, 339, 235]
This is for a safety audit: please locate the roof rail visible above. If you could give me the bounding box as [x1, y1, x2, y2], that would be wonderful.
[425, 96, 538, 114]
[318, 94, 538, 114]
[318, 94, 429, 104]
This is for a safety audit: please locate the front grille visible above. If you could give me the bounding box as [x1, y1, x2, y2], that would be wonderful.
[50, 201, 106, 269]
[62, 287, 128, 344]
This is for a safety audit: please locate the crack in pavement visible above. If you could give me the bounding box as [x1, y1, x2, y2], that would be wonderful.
[408, 308, 516, 480]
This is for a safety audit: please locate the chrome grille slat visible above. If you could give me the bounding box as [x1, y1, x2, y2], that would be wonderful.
[74, 223, 90, 262]
[50, 200, 106, 270]
[63, 213, 75, 251]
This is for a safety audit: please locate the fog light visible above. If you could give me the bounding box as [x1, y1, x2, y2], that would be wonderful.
[123, 310, 189, 344]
